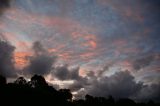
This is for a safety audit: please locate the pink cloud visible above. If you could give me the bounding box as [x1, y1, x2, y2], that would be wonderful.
[14, 51, 33, 70]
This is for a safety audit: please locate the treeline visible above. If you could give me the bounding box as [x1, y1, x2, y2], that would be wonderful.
[0, 75, 159, 106]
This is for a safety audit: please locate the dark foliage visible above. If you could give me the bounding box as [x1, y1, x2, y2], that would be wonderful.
[0, 75, 159, 106]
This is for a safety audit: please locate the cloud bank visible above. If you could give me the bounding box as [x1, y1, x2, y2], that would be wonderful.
[0, 39, 16, 77]
[0, 39, 159, 102]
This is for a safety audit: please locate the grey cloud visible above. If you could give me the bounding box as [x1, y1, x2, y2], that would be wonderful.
[132, 55, 155, 70]
[87, 71, 143, 99]
[26, 54, 55, 75]
[69, 81, 84, 91]
[53, 65, 89, 91]
[53, 65, 69, 80]
[82, 70, 160, 102]
[69, 76, 89, 92]
[24, 41, 56, 75]
[0, 39, 16, 77]
[135, 83, 160, 102]
[53, 65, 81, 81]
[32, 41, 46, 55]
[50, 57, 160, 101]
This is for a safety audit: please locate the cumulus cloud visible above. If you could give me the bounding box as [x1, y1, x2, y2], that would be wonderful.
[24, 41, 56, 75]
[69, 75, 88, 91]
[68, 70, 160, 102]
[53, 65, 81, 80]
[51, 64, 160, 102]
[0, 39, 16, 77]
[53, 65, 89, 91]
[135, 83, 160, 102]
[87, 71, 143, 99]
[53, 65, 70, 80]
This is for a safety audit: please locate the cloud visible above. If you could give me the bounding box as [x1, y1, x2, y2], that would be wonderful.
[0, 0, 159, 102]
[52, 65, 160, 102]
[24, 41, 56, 75]
[82, 70, 160, 102]
[53, 65, 81, 81]
[69, 81, 84, 92]
[0, 39, 16, 77]
[87, 71, 143, 99]
[135, 83, 160, 102]
[132, 55, 155, 70]
[69, 75, 88, 91]
[53, 65, 89, 91]
[0, 0, 11, 15]
[13, 51, 32, 69]
[53, 65, 69, 80]
[32, 41, 46, 55]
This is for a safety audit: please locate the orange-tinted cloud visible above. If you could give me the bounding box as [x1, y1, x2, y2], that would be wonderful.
[80, 52, 96, 60]
[48, 48, 57, 53]
[89, 40, 97, 48]
[58, 52, 72, 60]
[71, 32, 98, 50]
[14, 51, 33, 69]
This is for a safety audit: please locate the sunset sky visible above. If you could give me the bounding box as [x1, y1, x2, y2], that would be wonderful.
[0, 0, 160, 101]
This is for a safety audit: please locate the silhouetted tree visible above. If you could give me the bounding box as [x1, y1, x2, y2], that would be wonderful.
[0, 75, 159, 106]
[30, 75, 48, 88]
[147, 100, 155, 106]
[14, 77, 27, 85]
[0, 75, 6, 85]
[107, 95, 115, 105]
[59, 89, 73, 101]
[85, 94, 95, 106]
[117, 98, 136, 106]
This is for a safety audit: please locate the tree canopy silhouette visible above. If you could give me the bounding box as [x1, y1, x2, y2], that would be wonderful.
[0, 75, 159, 106]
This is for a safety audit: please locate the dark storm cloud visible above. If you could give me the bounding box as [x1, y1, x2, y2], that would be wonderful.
[132, 55, 155, 70]
[53, 65, 69, 80]
[24, 41, 56, 75]
[136, 83, 160, 102]
[0, 0, 11, 15]
[52, 65, 159, 101]
[85, 71, 160, 102]
[26, 54, 55, 75]
[53, 65, 81, 81]
[87, 71, 143, 99]
[0, 39, 16, 77]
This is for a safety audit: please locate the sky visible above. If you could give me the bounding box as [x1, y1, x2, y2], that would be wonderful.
[0, 0, 160, 102]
